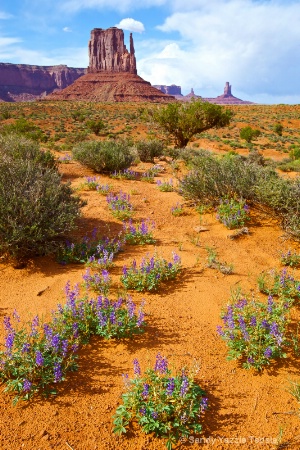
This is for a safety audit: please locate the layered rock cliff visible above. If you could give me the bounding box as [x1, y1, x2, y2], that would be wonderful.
[48, 27, 174, 103]
[88, 27, 137, 74]
[0, 64, 86, 102]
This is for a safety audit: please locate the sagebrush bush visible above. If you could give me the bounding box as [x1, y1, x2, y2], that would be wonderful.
[0, 118, 46, 142]
[136, 139, 165, 162]
[73, 139, 135, 173]
[180, 152, 300, 238]
[0, 135, 82, 261]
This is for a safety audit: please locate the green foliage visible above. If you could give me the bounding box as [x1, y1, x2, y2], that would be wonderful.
[153, 99, 232, 148]
[217, 291, 290, 370]
[136, 139, 165, 162]
[121, 253, 181, 292]
[0, 118, 46, 142]
[113, 355, 208, 450]
[240, 126, 261, 143]
[85, 119, 106, 135]
[257, 269, 300, 303]
[156, 179, 174, 192]
[289, 145, 300, 160]
[0, 283, 145, 403]
[216, 198, 250, 229]
[73, 139, 135, 173]
[57, 229, 123, 265]
[123, 220, 156, 245]
[0, 135, 81, 262]
[180, 152, 300, 239]
[280, 250, 300, 268]
[274, 123, 283, 136]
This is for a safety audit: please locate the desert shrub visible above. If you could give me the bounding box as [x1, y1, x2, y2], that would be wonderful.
[136, 139, 165, 162]
[113, 355, 208, 450]
[240, 126, 261, 143]
[85, 119, 106, 135]
[153, 99, 232, 148]
[73, 139, 135, 173]
[0, 282, 145, 403]
[274, 123, 283, 136]
[0, 134, 56, 169]
[289, 145, 300, 160]
[217, 292, 290, 370]
[0, 136, 81, 261]
[0, 118, 45, 142]
[180, 152, 300, 238]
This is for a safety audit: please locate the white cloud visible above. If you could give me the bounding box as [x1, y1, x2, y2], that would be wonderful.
[63, 27, 72, 32]
[115, 18, 145, 33]
[137, 0, 300, 102]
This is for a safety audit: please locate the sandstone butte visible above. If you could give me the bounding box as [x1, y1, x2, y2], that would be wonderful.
[46, 27, 174, 103]
[0, 63, 86, 102]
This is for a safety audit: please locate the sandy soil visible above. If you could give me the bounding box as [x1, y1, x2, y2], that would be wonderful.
[0, 156, 300, 450]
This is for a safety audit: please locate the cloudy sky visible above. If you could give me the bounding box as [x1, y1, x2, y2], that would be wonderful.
[0, 0, 299, 104]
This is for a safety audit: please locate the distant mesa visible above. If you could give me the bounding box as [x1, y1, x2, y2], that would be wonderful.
[152, 84, 182, 96]
[154, 82, 254, 104]
[47, 27, 174, 103]
[0, 64, 86, 102]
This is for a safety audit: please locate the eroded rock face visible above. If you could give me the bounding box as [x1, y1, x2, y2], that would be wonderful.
[0, 63, 86, 102]
[88, 27, 137, 74]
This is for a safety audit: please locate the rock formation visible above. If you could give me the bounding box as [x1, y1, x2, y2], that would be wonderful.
[47, 27, 174, 103]
[0, 63, 86, 102]
[88, 27, 137, 74]
[153, 84, 182, 96]
[203, 82, 254, 105]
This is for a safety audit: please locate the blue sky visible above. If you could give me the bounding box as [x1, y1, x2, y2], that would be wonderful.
[0, 0, 299, 104]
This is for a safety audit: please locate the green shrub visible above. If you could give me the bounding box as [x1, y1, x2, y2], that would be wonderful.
[274, 123, 283, 136]
[180, 152, 300, 238]
[85, 119, 106, 135]
[240, 126, 261, 143]
[0, 118, 45, 142]
[289, 145, 300, 160]
[0, 135, 82, 262]
[136, 139, 165, 162]
[73, 139, 135, 173]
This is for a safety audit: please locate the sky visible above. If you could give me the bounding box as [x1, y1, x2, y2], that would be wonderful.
[0, 0, 299, 104]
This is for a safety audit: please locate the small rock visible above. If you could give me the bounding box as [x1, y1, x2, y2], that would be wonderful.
[194, 226, 209, 233]
[39, 430, 47, 438]
[18, 420, 26, 426]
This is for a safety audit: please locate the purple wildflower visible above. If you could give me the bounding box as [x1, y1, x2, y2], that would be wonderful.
[216, 325, 224, 336]
[22, 342, 30, 353]
[54, 362, 63, 383]
[267, 296, 274, 313]
[223, 305, 235, 329]
[23, 379, 32, 392]
[154, 353, 168, 374]
[51, 334, 60, 352]
[31, 315, 39, 336]
[3, 316, 13, 332]
[133, 359, 141, 376]
[141, 383, 150, 399]
[180, 376, 189, 397]
[250, 316, 257, 327]
[61, 340, 68, 358]
[12, 310, 20, 322]
[200, 397, 208, 412]
[247, 357, 255, 364]
[137, 301, 145, 327]
[151, 411, 158, 419]
[35, 351, 44, 367]
[235, 298, 247, 309]
[5, 333, 15, 353]
[166, 377, 175, 396]
[139, 408, 146, 416]
[264, 347, 272, 358]
[72, 322, 79, 338]
[126, 297, 136, 319]
[238, 315, 249, 341]
[110, 310, 116, 325]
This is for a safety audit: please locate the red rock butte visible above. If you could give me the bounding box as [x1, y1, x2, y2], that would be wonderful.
[47, 27, 174, 103]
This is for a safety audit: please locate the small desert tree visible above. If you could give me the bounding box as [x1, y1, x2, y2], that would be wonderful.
[153, 99, 233, 148]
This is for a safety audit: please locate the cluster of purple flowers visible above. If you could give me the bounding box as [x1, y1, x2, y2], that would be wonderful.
[82, 268, 111, 295]
[156, 179, 174, 192]
[217, 293, 290, 370]
[111, 169, 139, 180]
[122, 219, 156, 245]
[82, 176, 101, 190]
[216, 198, 250, 229]
[106, 192, 133, 219]
[121, 253, 181, 292]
